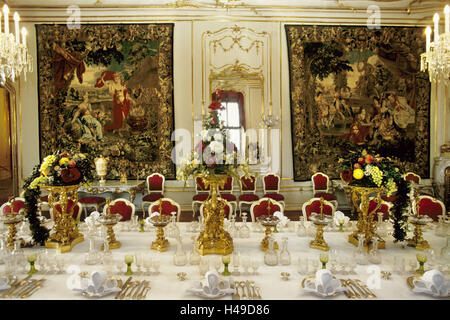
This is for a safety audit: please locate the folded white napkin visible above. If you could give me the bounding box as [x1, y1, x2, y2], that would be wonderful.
[273, 211, 289, 228]
[73, 271, 120, 296]
[303, 269, 345, 297]
[187, 270, 235, 297]
[413, 269, 449, 297]
[333, 211, 350, 227]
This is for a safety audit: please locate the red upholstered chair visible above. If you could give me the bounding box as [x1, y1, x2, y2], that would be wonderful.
[103, 198, 135, 222]
[192, 176, 210, 218]
[0, 197, 26, 215]
[404, 172, 421, 185]
[262, 173, 285, 209]
[366, 197, 393, 221]
[417, 195, 446, 221]
[311, 172, 338, 209]
[250, 198, 284, 223]
[142, 173, 165, 217]
[49, 200, 83, 222]
[79, 195, 106, 220]
[149, 198, 181, 222]
[239, 175, 259, 215]
[301, 197, 335, 221]
[199, 198, 233, 223]
[218, 176, 237, 216]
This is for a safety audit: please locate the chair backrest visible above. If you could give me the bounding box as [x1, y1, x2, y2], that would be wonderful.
[311, 172, 330, 193]
[0, 197, 26, 215]
[240, 175, 257, 193]
[195, 176, 210, 193]
[367, 197, 393, 221]
[417, 195, 446, 221]
[301, 197, 335, 220]
[146, 173, 165, 194]
[250, 197, 283, 223]
[263, 174, 280, 193]
[219, 176, 233, 193]
[148, 198, 181, 221]
[103, 198, 135, 222]
[50, 200, 83, 221]
[199, 198, 233, 223]
[404, 172, 421, 185]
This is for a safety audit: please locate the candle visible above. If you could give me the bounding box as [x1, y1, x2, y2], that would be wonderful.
[445, 5, 450, 33]
[433, 13, 440, 43]
[3, 4, 9, 35]
[21, 27, 26, 45]
[13, 12, 19, 43]
[425, 26, 432, 54]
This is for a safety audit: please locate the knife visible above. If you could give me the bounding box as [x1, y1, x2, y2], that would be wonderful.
[115, 277, 132, 299]
[245, 281, 253, 300]
[2, 275, 32, 298]
[20, 279, 46, 299]
[349, 279, 368, 298]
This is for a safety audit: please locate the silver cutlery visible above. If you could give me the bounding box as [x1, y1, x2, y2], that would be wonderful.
[138, 283, 151, 300]
[348, 279, 367, 298]
[245, 281, 254, 300]
[239, 281, 247, 300]
[115, 277, 132, 299]
[355, 279, 377, 298]
[232, 281, 240, 300]
[2, 275, 32, 298]
[132, 281, 147, 300]
[20, 279, 45, 299]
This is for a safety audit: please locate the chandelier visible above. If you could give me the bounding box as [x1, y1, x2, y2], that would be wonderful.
[420, 5, 450, 82]
[0, 4, 32, 85]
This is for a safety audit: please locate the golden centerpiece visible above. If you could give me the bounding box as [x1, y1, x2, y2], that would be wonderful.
[98, 198, 122, 250]
[257, 214, 279, 252]
[148, 198, 170, 252]
[406, 186, 432, 250]
[43, 184, 84, 253]
[196, 174, 233, 255]
[309, 197, 333, 251]
[0, 197, 24, 249]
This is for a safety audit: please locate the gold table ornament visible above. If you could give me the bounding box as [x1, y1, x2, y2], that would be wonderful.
[309, 198, 332, 251]
[407, 215, 432, 250]
[196, 174, 233, 255]
[43, 184, 84, 253]
[257, 215, 279, 251]
[98, 207, 122, 250]
[0, 197, 24, 249]
[347, 185, 386, 251]
[149, 202, 171, 252]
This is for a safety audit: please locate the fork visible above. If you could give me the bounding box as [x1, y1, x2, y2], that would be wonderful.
[249, 281, 262, 299]
[232, 281, 240, 300]
[137, 283, 151, 300]
[355, 279, 377, 298]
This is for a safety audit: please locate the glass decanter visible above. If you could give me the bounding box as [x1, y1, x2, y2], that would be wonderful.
[167, 214, 180, 238]
[368, 237, 382, 264]
[189, 236, 201, 265]
[85, 229, 101, 265]
[173, 236, 187, 266]
[297, 216, 307, 237]
[0, 234, 10, 265]
[11, 240, 26, 271]
[264, 236, 278, 266]
[440, 235, 449, 262]
[355, 234, 368, 265]
[279, 237, 291, 265]
[229, 216, 237, 238]
[435, 215, 446, 237]
[239, 213, 251, 238]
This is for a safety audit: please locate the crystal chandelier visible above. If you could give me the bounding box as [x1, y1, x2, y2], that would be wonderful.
[420, 5, 450, 82]
[0, 4, 32, 85]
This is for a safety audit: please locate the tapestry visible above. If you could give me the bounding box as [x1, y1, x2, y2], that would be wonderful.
[285, 25, 430, 181]
[36, 24, 175, 179]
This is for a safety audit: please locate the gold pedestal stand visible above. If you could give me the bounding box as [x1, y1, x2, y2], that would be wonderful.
[407, 216, 432, 250]
[347, 185, 386, 251]
[43, 184, 84, 253]
[196, 174, 233, 255]
[150, 214, 170, 252]
[310, 218, 331, 251]
[258, 216, 279, 251]
[2, 215, 23, 249]
[99, 213, 122, 250]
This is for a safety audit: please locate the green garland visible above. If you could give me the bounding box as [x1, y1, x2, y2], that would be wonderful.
[391, 178, 410, 243]
[23, 165, 50, 245]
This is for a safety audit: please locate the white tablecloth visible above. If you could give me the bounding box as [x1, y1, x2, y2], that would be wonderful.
[1, 222, 448, 300]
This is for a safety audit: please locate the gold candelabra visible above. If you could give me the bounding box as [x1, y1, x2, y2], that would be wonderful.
[196, 174, 233, 255]
[99, 198, 122, 250]
[257, 200, 279, 251]
[407, 188, 432, 250]
[309, 197, 332, 251]
[43, 184, 84, 253]
[150, 198, 170, 252]
[347, 185, 386, 251]
[1, 196, 23, 249]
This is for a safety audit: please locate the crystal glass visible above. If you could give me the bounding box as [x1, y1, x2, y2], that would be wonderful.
[124, 254, 134, 276]
[85, 234, 101, 265]
[189, 236, 201, 265]
[222, 255, 231, 276]
[152, 258, 160, 275]
[143, 255, 153, 276]
[213, 256, 222, 272]
[27, 253, 38, 275]
[368, 237, 382, 264]
[11, 240, 26, 272]
[297, 216, 307, 237]
[167, 214, 180, 238]
[135, 252, 144, 275]
[173, 236, 187, 266]
[416, 253, 427, 275]
[231, 251, 240, 276]
[435, 215, 447, 237]
[56, 255, 66, 274]
[279, 237, 291, 265]
[309, 258, 321, 274]
[229, 216, 237, 238]
[239, 214, 251, 238]
[241, 254, 251, 274]
[0, 234, 11, 265]
[355, 234, 368, 265]
[264, 237, 278, 266]
[320, 254, 329, 269]
[441, 235, 450, 262]
[393, 256, 405, 275]
[199, 257, 209, 276]
[251, 259, 259, 275]
[297, 256, 308, 275]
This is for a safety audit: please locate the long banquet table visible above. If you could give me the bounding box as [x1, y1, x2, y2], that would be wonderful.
[1, 222, 448, 300]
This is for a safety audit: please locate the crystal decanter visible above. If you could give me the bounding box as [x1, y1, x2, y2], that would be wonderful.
[167, 213, 180, 238]
[297, 216, 307, 237]
[264, 236, 278, 266]
[355, 234, 368, 265]
[173, 236, 187, 266]
[368, 237, 382, 264]
[189, 236, 201, 265]
[239, 213, 250, 238]
[11, 240, 26, 271]
[279, 237, 291, 265]
[0, 234, 10, 265]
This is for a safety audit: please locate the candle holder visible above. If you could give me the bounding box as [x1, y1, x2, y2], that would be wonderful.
[221, 255, 231, 276]
[0, 213, 23, 250]
[416, 253, 427, 275]
[27, 253, 38, 275]
[124, 254, 134, 276]
[407, 215, 432, 250]
[149, 213, 171, 252]
[309, 213, 332, 252]
[98, 212, 122, 250]
[257, 215, 279, 251]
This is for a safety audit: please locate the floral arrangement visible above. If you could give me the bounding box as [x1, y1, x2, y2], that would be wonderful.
[23, 151, 94, 245]
[177, 89, 250, 183]
[338, 150, 402, 196]
[338, 149, 410, 242]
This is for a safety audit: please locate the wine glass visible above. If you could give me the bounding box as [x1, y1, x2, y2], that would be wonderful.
[152, 258, 160, 275]
[199, 257, 209, 276]
[135, 252, 143, 275]
[297, 257, 308, 275]
[241, 254, 250, 275]
[408, 258, 417, 273]
[143, 255, 153, 276]
[251, 259, 259, 275]
[231, 252, 240, 276]
[393, 256, 405, 275]
[213, 256, 222, 272]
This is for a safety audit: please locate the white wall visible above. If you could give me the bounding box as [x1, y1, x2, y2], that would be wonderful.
[13, 5, 448, 210]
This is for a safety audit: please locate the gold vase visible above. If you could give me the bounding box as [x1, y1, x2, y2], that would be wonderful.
[347, 185, 386, 251]
[43, 184, 84, 253]
[196, 174, 233, 255]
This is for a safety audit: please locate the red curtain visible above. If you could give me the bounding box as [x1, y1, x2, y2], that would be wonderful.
[212, 90, 246, 130]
